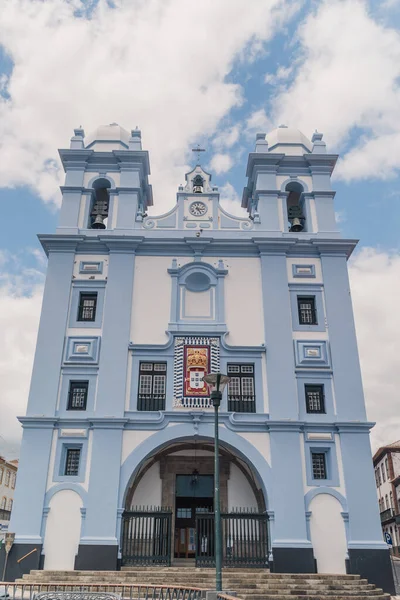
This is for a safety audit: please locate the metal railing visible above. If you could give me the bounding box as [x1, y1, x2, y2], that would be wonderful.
[137, 395, 166, 411]
[196, 510, 269, 568]
[380, 507, 395, 522]
[0, 508, 11, 520]
[121, 507, 172, 566]
[0, 584, 204, 600]
[227, 396, 256, 413]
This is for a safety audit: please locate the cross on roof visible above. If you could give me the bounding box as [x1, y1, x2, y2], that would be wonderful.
[192, 144, 206, 165]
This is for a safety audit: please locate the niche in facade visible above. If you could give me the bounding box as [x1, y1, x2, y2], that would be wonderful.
[192, 175, 204, 194]
[286, 181, 305, 232]
[168, 260, 228, 332]
[89, 178, 111, 229]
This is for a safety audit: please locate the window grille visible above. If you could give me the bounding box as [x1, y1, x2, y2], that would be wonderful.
[64, 448, 81, 476]
[177, 508, 191, 519]
[305, 384, 325, 413]
[227, 364, 255, 413]
[312, 452, 327, 479]
[67, 381, 89, 410]
[77, 292, 97, 322]
[137, 362, 167, 411]
[297, 296, 317, 325]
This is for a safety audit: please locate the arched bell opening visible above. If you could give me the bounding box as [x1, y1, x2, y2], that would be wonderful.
[285, 181, 305, 232]
[88, 178, 111, 229]
[121, 437, 269, 567]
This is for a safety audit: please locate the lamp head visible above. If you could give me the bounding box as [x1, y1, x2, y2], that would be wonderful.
[203, 372, 230, 394]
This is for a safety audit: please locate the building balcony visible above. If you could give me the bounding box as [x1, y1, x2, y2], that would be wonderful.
[0, 509, 11, 521]
[137, 394, 166, 411]
[228, 395, 256, 413]
[380, 508, 395, 523]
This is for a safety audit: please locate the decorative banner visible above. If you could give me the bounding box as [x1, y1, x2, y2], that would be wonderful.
[183, 345, 210, 397]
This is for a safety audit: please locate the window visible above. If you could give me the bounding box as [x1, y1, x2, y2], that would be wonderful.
[4, 471, 10, 487]
[382, 463, 386, 483]
[385, 494, 389, 510]
[7, 498, 12, 511]
[297, 296, 317, 325]
[0, 468, 3, 484]
[390, 491, 394, 509]
[305, 384, 325, 414]
[378, 467, 382, 486]
[375, 469, 379, 488]
[137, 362, 167, 411]
[64, 448, 81, 476]
[67, 381, 88, 411]
[385, 457, 390, 480]
[312, 452, 327, 480]
[11, 473, 16, 489]
[227, 364, 256, 413]
[0, 497, 6, 510]
[77, 292, 97, 322]
[177, 508, 191, 519]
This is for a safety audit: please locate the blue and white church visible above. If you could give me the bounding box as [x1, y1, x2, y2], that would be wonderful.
[1, 123, 393, 592]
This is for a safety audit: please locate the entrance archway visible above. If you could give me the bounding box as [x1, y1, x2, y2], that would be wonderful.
[119, 426, 271, 567]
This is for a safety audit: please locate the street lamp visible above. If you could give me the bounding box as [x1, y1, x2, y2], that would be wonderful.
[203, 372, 230, 593]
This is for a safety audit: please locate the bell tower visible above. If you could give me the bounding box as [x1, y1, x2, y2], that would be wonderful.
[242, 125, 339, 236]
[57, 124, 153, 234]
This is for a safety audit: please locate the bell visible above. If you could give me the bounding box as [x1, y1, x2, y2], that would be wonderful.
[193, 185, 203, 194]
[290, 217, 304, 232]
[92, 214, 106, 229]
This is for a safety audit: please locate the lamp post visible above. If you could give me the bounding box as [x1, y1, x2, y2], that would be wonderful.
[203, 372, 230, 593]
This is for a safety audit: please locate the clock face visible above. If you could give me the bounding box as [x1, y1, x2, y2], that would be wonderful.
[189, 201, 208, 217]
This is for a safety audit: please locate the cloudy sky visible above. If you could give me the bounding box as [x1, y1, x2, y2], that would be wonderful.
[0, 0, 399, 458]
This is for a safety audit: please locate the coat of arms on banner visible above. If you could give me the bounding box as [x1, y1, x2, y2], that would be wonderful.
[184, 346, 210, 397]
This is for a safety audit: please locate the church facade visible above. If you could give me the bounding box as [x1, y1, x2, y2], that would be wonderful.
[1, 124, 393, 592]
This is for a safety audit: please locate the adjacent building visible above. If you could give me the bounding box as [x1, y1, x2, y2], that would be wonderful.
[0, 124, 394, 593]
[373, 441, 400, 553]
[0, 458, 18, 540]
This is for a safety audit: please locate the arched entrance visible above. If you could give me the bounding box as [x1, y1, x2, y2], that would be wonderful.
[120, 434, 270, 568]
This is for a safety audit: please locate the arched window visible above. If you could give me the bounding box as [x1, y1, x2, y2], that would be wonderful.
[192, 175, 204, 194]
[285, 181, 305, 232]
[89, 178, 111, 229]
[385, 494, 389, 509]
[7, 498, 12, 511]
[0, 497, 6, 509]
[390, 491, 394, 508]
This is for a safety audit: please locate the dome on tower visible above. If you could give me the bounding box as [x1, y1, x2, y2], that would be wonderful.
[265, 125, 312, 155]
[85, 123, 130, 150]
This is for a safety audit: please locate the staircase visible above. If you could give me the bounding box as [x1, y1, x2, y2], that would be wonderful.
[16, 567, 391, 600]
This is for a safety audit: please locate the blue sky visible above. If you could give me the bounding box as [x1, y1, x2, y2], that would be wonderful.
[1, 0, 400, 455]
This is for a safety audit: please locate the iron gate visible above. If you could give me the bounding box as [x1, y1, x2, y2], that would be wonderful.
[121, 507, 172, 566]
[195, 510, 269, 568]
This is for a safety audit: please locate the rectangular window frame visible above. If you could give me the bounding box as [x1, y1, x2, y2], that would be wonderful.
[54, 436, 88, 483]
[69, 281, 106, 329]
[227, 363, 256, 413]
[297, 296, 317, 326]
[67, 380, 89, 411]
[305, 442, 339, 487]
[77, 292, 98, 322]
[137, 362, 167, 411]
[289, 285, 325, 332]
[305, 384, 325, 414]
[311, 452, 327, 480]
[64, 447, 81, 477]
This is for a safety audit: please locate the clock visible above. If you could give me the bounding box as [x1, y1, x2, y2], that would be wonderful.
[189, 201, 208, 217]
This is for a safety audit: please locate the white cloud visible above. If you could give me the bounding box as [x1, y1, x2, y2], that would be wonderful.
[269, 0, 400, 181]
[349, 248, 400, 451]
[212, 125, 241, 151]
[245, 108, 272, 138]
[0, 0, 297, 208]
[219, 181, 247, 217]
[0, 254, 44, 458]
[209, 153, 234, 174]
[264, 64, 292, 85]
